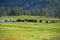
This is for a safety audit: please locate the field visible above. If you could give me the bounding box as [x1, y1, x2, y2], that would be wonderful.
[0, 16, 60, 40]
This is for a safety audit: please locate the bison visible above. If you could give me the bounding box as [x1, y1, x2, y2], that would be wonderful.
[27, 19, 37, 22]
[46, 20, 48, 23]
[51, 20, 54, 23]
[16, 18, 24, 22]
[39, 20, 42, 23]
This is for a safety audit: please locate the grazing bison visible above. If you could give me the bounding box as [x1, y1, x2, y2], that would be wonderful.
[46, 20, 48, 23]
[46, 20, 54, 23]
[16, 18, 20, 22]
[27, 19, 37, 22]
[16, 18, 24, 22]
[46, 20, 57, 23]
[10, 20, 11, 22]
[32, 19, 37, 22]
[51, 20, 54, 23]
[39, 20, 42, 23]
[51, 20, 58, 23]
[9, 20, 14, 22]
[20, 19, 24, 22]
[12, 20, 16, 22]
[5, 20, 7, 22]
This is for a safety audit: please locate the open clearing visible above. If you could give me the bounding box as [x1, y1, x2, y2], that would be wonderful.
[0, 16, 60, 40]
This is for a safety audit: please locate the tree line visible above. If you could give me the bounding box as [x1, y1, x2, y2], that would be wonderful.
[0, 6, 60, 18]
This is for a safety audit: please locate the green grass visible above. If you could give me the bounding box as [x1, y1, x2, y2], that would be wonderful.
[0, 16, 60, 40]
[0, 16, 60, 20]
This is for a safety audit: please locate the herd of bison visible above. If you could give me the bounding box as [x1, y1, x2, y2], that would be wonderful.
[4, 18, 60, 23]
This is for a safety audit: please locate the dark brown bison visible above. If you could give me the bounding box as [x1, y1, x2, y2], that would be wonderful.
[27, 19, 37, 22]
[16, 18, 20, 22]
[16, 19, 24, 22]
[51, 20, 54, 23]
[39, 20, 42, 23]
[5, 20, 7, 22]
[46, 20, 57, 23]
[46, 20, 48, 23]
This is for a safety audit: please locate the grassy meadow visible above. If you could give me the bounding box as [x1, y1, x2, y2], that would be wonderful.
[0, 16, 60, 40]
